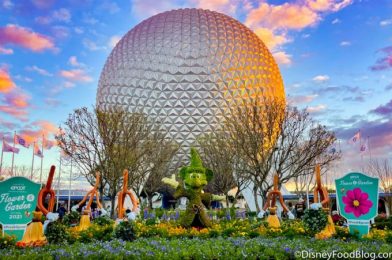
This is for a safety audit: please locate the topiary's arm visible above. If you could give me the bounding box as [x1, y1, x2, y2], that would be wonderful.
[162, 174, 179, 189]
[212, 194, 225, 201]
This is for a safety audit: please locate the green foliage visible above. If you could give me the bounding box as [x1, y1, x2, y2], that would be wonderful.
[374, 216, 392, 230]
[114, 221, 136, 241]
[2, 237, 392, 259]
[302, 208, 328, 235]
[92, 216, 114, 226]
[45, 221, 70, 244]
[0, 234, 16, 249]
[79, 224, 114, 243]
[62, 211, 80, 226]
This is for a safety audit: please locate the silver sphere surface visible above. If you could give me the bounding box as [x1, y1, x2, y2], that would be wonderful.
[97, 8, 285, 167]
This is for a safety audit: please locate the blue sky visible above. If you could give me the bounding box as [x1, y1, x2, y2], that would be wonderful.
[0, 0, 391, 187]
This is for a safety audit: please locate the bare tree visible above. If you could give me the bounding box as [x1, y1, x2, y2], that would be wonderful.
[56, 107, 175, 217]
[223, 98, 340, 211]
[366, 158, 392, 214]
[140, 142, 179, 208]
[198, 133, 250, 208]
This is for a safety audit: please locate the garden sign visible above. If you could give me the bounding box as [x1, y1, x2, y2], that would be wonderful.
[335, 172, 379, 237]
[0, 177, 41, 241]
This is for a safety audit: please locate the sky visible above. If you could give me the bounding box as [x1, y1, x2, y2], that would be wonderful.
[0, 0, 391, 189]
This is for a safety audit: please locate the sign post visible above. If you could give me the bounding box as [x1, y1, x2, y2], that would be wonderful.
[335, 172, 379, 237]
[0, 177, 41, 241]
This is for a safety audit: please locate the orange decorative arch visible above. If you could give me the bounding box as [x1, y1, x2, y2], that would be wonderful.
[263, 174, 289, 213]
[313, 164, 335, 239]
[37, 165, 56, 216]
[313, 164, 329, 207]
[117, 169, 139, 219]
[77, 171, 103, 211]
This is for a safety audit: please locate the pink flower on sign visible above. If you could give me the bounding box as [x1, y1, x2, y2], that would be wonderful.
[342, 188, 373, 218]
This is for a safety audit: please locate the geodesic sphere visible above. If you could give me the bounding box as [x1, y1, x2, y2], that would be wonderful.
[97, 8, 285, 167]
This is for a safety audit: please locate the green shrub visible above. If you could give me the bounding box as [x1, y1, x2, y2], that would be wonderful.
[0, 234, 16, 249]
[63, 211, 81, 226]
[302, 208, 328, 235]
[93, 216, 114, 226]
[79, 224, 114, 243]
[114, 221, 136, 241]
[45, 221, 70, 244]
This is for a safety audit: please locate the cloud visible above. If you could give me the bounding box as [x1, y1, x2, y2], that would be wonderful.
[0, 88, 31, 121]
[340, 41, 351, 46]
[0, 24, 55, 52]
[331, 18, 341, 24]
[335, 118, 392, 154]
[287, 94, 318, 105]
[370, 46, 392, 71]
[19, 120, 58, 147]
[273, 51, 292, 65]
[130, 0, 185, 19]
[31, 0, 54, 9]
[68, 56, 85, 67]
[370, 99, 392, 118]
[254, 28, 290, 50]
[2, 0, 13, 9]
[0, 106, 28, 121]
[83, 38, 106, 51]
[36, 8, 72, 25]
[245, 2, 319, 30]
[99, 1, 120, 14]
[0, 47, 13, 54]
[0, 68, 15, 93]
[51, 26, 69, 39]
[312, 74, 330, 83]
[380, 19, 392, 26]
[59, 69, 93, 82]
[3, 92, 30, 108]
[108, 35, 121, 49]
[0, 118, 17, 130]
[244, 0, 352, 51]
[44, 97, 61, 107]
[315, 85, 360, 95]
[26, 65, 53, 76]
[52, 8, 71, 22]
[306, 104, 327, 114]
[386, 83, 392, 91]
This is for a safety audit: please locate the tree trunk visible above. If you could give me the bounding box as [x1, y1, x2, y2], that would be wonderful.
[253, 186, 260, 212]
[148, 194, 153, 209]
[225, 195, 230, 209]
[110, 193, 116, 219]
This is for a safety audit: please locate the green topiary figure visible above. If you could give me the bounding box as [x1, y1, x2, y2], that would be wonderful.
[162, 148, 224, 228]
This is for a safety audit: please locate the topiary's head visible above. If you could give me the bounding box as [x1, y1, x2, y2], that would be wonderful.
[179, 148, 213, 189]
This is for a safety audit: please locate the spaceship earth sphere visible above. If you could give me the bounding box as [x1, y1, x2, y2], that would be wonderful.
[97, 8, 285, 166]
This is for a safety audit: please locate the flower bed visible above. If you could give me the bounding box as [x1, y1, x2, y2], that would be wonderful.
[1, 236, 392, 260]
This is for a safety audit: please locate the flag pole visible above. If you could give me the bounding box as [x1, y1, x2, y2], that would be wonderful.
[68, 158, 72, 213]
[0, 137, 4, 176]
[39, 135, 44, 183]
[56, 153, 62, 210]
[31, 142, 35, 180]
[367, 136, 372, 161]
[11, 131, 16, 175]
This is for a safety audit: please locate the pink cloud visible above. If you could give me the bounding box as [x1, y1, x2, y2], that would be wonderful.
[0, 47, 13, 54]
[0, 24, 55, 52]
[59, 69, 93, 82]
[370, 46, 392, 71]
[19, 120, 58, 147]
[0, 106, 28, 121]
[273, 51, 292, 65]
[3, 92, 30, 108]
[245, 0, 353, 51]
